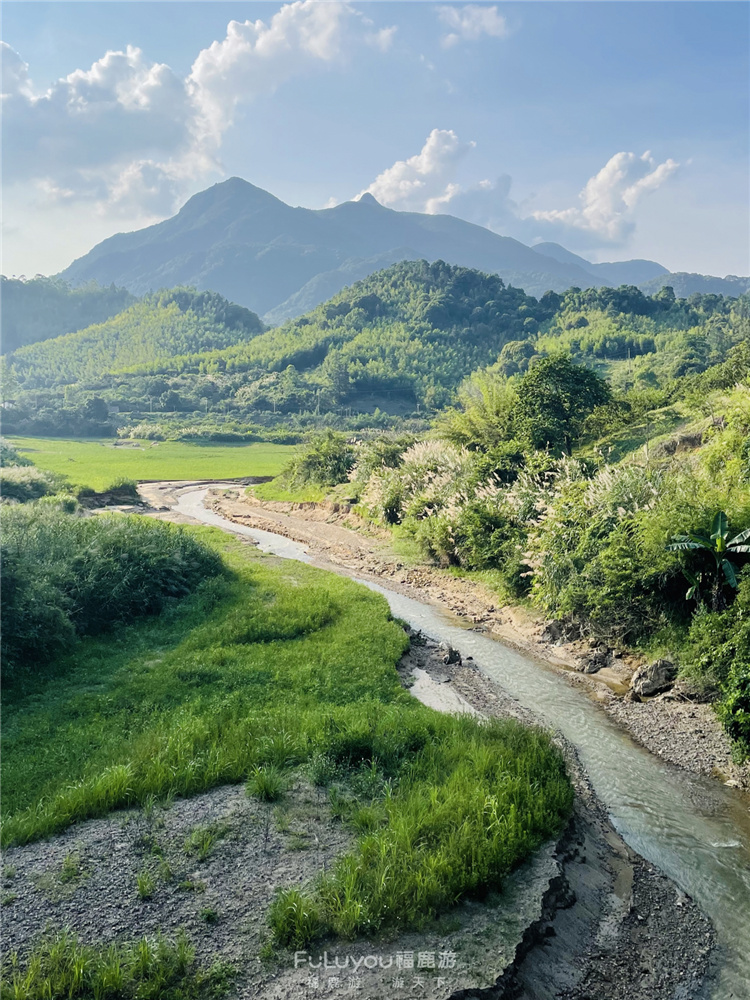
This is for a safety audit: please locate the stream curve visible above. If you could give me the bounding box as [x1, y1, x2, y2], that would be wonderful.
[176, 485, 750, 999]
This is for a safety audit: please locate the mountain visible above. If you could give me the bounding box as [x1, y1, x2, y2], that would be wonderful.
[531, 242, 668, 286]
[11, 287, 264, 389]
[640, 272, 750, 298]
[57, 179, 609, 321]
[56, 178, 747, 324]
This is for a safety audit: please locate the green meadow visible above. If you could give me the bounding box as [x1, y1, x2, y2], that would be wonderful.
[2, 524, 572, 945]
[8, 437, 295, 492]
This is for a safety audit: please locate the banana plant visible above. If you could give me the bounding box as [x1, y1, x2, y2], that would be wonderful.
[668, 511, 750, 609]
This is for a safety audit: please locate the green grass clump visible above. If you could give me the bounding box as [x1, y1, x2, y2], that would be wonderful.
[246, 765, 286, 802]
[59, 851, 84, 884]
[9, 437, 293, 493]
[183, 825, 226, 862]
[0, 929, 232, 1000]
[137, 870, 156, 900]
[268, 888, 322, 948]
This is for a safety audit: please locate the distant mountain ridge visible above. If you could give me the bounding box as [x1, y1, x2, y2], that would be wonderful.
[58, 177, 748, 322]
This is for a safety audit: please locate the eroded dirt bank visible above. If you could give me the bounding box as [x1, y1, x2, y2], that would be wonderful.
[139, 481, 747, 790]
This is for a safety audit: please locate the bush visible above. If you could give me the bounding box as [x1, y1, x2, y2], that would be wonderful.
[0, 439, 32, 467]
[0, 465, 58, 502]
[291, 430, 355, 488]
[1, 506, 224, 675]
[718, 663, 750, 759]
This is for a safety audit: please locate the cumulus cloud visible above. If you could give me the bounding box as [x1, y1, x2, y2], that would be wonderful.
[355, 137, 680, 251]
[438, 5, 509, 48]
[2, 2, 390, 219]
[531, 151, 679, 241]
[357, 129, 475, 213]
[188, 2, 359, 143]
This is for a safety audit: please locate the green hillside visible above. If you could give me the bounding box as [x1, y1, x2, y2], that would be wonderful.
[9, 288, 264, 389]
[3, 262, 748, 443]
[0, 276, 136, 353]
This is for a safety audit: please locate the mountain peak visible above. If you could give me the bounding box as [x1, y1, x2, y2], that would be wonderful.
[178, 177, 285, 217]
[356, 193, 382, 207]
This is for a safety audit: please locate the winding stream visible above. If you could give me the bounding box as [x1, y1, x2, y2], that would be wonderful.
[177, 487, 750, 999]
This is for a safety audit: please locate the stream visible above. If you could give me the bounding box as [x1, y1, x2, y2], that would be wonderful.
[177, 486, 750, 999]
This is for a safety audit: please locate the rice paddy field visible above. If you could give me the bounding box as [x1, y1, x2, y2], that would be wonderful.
[8, 437, 295, 492]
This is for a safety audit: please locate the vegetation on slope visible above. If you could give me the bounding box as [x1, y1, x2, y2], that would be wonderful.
[0, 275, 135, 353]
[8, 288, 264, 389]
[270, 353, 750, 757]
[3, 263, 747, 443]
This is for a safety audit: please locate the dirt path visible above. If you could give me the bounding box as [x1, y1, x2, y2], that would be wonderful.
[139, 481, 747, 790]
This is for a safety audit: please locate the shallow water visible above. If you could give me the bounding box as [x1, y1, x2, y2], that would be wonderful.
[177, 487, 750, 998]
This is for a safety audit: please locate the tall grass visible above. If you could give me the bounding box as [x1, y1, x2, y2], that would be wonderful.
[1, 505, 223, 676]
[0, 930, 232, 1000]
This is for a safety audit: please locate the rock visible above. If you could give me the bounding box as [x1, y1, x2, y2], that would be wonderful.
[541, 621, 563, 643]
[439, 643, 462, 666]
[630, 659, 677, 698]
[578, 646, 610, 674]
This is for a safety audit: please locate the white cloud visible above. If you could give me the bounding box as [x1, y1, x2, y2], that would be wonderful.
[354, 138, 680, 252]
[188, 2, 359, 144]
[1, 41, 32, 97]
[357, 129, 475, 212]
[2, 2, 387, 224]
[438, 5, 509, 48]
[531, 151, 680, 241]
[367, 25, 398, 52]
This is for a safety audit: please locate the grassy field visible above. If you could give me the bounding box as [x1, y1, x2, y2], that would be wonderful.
[2, 526, 572, 944]
[9, 437, 295, 492]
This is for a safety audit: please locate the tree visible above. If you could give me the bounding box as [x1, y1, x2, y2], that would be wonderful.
[82, 396, 109, 422]
[434, 368, 518, 451]
[517, 354, 611, 454]
[668, 511, 750, 611]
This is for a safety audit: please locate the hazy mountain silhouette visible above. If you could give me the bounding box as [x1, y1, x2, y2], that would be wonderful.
[58, 178, 745, 322]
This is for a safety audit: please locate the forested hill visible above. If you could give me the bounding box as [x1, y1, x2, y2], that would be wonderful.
[134, 260, 560, 409]
[4, 260, 748, 439]
[1, 276, 136, 353]
[8, 288, 264, 389]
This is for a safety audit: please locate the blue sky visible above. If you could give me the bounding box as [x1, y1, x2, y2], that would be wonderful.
[2, 1, 748, 278]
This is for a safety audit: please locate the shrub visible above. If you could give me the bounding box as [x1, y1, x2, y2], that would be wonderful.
[1, 506, 224, 675]
[0, 439, 32, 467]
[0, 465, 57, 502]
[718, 663, 750, 759]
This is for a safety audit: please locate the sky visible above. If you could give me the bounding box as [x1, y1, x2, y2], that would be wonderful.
[2, 1, 748, 278]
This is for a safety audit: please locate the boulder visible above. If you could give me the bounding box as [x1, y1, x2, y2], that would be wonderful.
[630, 659, 677, 698]
[439, 643, 462, 666]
